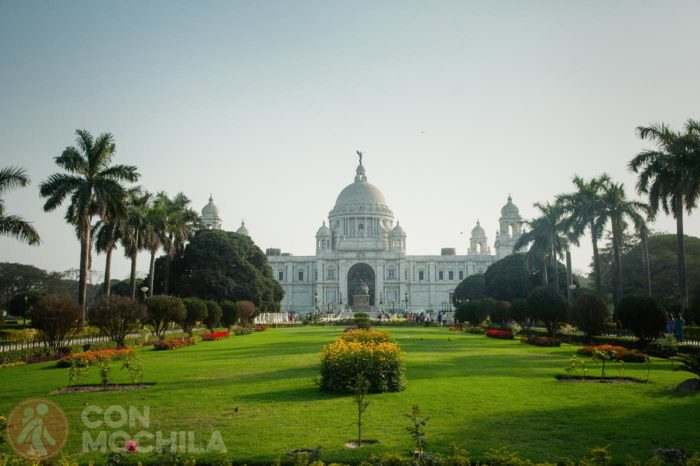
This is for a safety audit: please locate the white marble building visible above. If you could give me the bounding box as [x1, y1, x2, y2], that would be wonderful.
[202, 156, 524, 314]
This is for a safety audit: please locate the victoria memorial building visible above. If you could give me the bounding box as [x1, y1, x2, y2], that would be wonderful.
[201, 155, 525, 315]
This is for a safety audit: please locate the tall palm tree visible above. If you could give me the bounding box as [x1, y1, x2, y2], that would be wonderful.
[514, 202, 570, 293]
[557, 174, 609, 294]
[144, 201, 167, 297]
[598, 180, 648, 306]
[156, 192, 200, 294]
[121, 190, 151, 299]
[0, 166, 40, 245]
[630, 119, 700, 313]
[40, 130, 139, 320]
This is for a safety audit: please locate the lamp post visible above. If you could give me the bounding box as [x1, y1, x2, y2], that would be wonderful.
[140, 286, 149, 301]
[404, 292, 408, 311]
[23, 295, 28, 328]
[568, 284, 577, 304]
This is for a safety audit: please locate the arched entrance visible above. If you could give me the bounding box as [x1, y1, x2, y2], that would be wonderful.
[347, 263, 376, 306]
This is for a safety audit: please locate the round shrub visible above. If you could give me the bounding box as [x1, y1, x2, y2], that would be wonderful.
[145, 295, 186, 337]
[89, 296, 146, 347]
[320, 330, 406, 393]
[338, 329, 392, 344]
[30, 295, 82, 351]
[510, 298, 530, 327]
[353, 312, 371, 330]
[616, 295, 666, 343]
[220, 300, 239, 327]
[455, 301, 486, 325]
[237, 300, 257, 326]
[182, 297, 208, 335]
[203, 300, 223, 331]
[570, 294, 610, 338]
[527, 286, 568, 337]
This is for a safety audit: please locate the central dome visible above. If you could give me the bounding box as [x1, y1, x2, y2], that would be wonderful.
[329, 157, 393, 218]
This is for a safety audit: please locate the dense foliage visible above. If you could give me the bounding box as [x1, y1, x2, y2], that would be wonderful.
[452, 273, 486, 304]
[484, 254, 534, 301]
[220, 300, 240, 327]
[181, 297, 208, 334]
[616, 295, 666, 343]
[30, 295, 82, 351]
[203, 300, 223, 331]
[454, 301, 485, 325]
[168, 230, 284, 313]
[89, 296, 146, 347]
[145, 295, 186, 337]
[569, 294, 611, 338]
[527, 286, 568, 336]
[320, 329, 406, 393]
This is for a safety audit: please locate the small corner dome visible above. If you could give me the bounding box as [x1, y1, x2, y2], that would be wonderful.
[471, 220, 486, 238]
[202, 195, 220, 216]
[316, 221, 331, 236]
[501, 194, 520, 217]
[236, 220, 250, 236]
[391, 221, 406, 236]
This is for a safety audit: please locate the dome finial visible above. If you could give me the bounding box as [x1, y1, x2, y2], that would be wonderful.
[508, 193, 512, 203]
[354, 150, 367, 182]
[209, 193, 213, 202]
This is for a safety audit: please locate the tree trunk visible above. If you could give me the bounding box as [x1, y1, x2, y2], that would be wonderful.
[541, 252, 549, 286]
[130, 252, 138, 300]
[640, 227, 652, 297]
[78, 220, 91, 325]
[566, 250, 573, 303]
[148, 247, 157, 297]
[590, 221, 602, 295]
[163, 252, 172, 295]
[551, 234, 560, 294]
[104, 244, 113, 298]
[675, 196, 689, 314]
[611, 219, 623, 306]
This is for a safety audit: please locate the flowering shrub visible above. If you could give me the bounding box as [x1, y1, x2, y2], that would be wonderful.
[464, 325, 486, 334]
[449, 325, 464, 331]
[577, 345, 647, 363]
[486, 329, 514, 340]
[201, 331, 230, 341]
[153, 337, 195, 350]
[254, 325, 268, 332]
[338, 329, 393, 344]
[520, 336, 561, 347]
[58, 348, 133, 367]
[320, 330, 406, 393]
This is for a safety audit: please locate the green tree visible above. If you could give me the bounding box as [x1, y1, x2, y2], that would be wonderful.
[93, 188, 134, 298]
[616, 295, 666, 344]
[145, 295, 185, 337]
[4, 290, 46, 321]
[0, 262, 47, 304]
[182, 297, 208, 334]
[144, 201, 167, 297]
[598, 180, 648, 306]
[203, 300, 223, 331]
[121, 190, 151, 299]
[527, 286, 568, 337]
[557, 175, 609, 294]
[483, 253, 535, 301]
[220, 300, 239, 327]
[40, 130, 139, 319]
[630, 119, 700, 314]
[89, 296, 146, 347]
[454, 301, 484, 325]
[570, 293, 610, 339]
[30, 295, 82, 351]
[514, 202, 570, 293]
[0, 166, 40, 246]
[452, 273, 486, 304]
[169, 229, 284, 312]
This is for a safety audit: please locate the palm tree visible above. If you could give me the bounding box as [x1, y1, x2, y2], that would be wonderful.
[40, 130, 139, 320]
[0, 166, 40, 245]
[514, 202, 570, 293]
[144, 201, 167, 297]
[121, 190, 151, 299]
[630, 119, 700, 313]
[557, 175, 609, 294]
[598, 180, 648, 306]
[156, 192, 200, 294]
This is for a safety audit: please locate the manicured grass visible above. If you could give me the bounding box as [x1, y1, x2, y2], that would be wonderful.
[0, 326, 698, 464]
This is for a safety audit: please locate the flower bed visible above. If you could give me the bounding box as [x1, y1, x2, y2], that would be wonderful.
[449, 325, 463, 331]
[520, 335, 561, 347]
[58, 348, 133, 367]
[320, 329, 406, 393]
[486, 329, 514, 340]
[153, 337, 195, 350]
[577, 345, 647, 362]
[201, 331, 230, 341]
[254, 325, 269, 332]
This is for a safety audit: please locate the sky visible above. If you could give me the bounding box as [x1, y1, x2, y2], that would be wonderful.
[1, 0, 699, 283]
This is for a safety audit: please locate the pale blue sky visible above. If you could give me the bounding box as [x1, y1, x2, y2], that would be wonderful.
[1, 0, 699, 281]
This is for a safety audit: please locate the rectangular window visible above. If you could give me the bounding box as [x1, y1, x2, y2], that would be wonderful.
[459, 271, 464, 280]
[438, 271, 444, 280]
[278, 271, 284, 281]
[298, 271, 304, 281]
[448, 271, 454, 281]
[387, 268, 396, 279]
[418, 270, 424, 281]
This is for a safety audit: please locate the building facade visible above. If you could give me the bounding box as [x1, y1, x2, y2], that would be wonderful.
[202, 156, 525, 314]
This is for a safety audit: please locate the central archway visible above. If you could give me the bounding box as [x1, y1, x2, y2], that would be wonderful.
[347, 263, 376, 306]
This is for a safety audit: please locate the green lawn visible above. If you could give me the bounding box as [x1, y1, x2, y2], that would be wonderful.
[0, 326, 697, 464]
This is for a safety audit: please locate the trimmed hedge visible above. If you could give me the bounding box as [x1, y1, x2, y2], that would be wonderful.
[320, 329, 406, 393]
